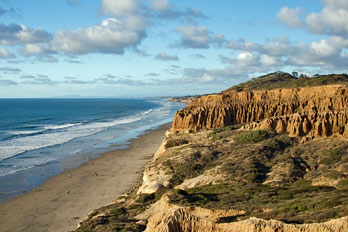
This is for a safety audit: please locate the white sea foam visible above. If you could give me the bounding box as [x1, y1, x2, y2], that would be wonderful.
[0, 115, 142, 162]
[0, 101, 185, 178]
[43, 122, 83, 130]
[142, 109, 153, 115]
[8, 130, 44, 135]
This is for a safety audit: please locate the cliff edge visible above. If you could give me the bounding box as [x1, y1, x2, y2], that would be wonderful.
[76, 73, 348, 232]
[173, 84, 348, 141]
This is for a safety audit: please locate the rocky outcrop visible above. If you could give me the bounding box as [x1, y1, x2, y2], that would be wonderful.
[173, 85, 348, 139]
[75, 82, 348, 232]
[142, 196, 348, 232]
[137, 137, 171, 194]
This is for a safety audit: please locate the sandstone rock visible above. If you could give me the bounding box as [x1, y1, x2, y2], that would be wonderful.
[137, 138, 171, 194]
[144, 196, 348, 232]
[173, 85, 348, 140]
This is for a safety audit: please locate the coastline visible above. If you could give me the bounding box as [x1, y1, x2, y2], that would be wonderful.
[0, 122, 171, 232]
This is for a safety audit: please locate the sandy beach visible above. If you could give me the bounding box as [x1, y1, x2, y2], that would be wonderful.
[0, 123, 171, 232]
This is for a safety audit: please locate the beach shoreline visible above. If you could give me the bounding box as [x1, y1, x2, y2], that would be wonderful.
[0, 122, 171, 232]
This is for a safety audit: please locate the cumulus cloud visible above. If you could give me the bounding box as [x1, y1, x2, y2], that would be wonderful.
[219, 32, 348, 74]
[0, 48, 15, 59]
[149, 0, 172, 11]
[0, 23, 52, 46]
[156, 7, 207, 21]
[101, 0, 139, 16]
[306, 0, 348, 36]
[261, 55, 284, 66]
[278, 1, 348, 37]
[277, 7, 304, 28]
[260, 37, 294, 57]
[155, 52, 179, 61]
[147, 0, 207, 21]
[237, 52, 261, 67]
[51, 18, 146, 55]
[21, 43, 56, 56]
[176, 26, 212, 48]
[183, 51, 269, 84]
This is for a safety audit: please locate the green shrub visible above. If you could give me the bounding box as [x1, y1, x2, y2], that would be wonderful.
[236, 129, 275, 143]
[337, 178, 348, 188]
[209, 125, 241, 141]
[325, 171, 345, 179]
[109, 207, 126, 216]
[320, 149, 343, 165]
[136, 193, 155, 204]
[165, 139, 189, 149]
[210, 125, 242, 135]
[283, 201, 308, 213]
[314, 198, 342, 210]
[291, 179, 312, 187]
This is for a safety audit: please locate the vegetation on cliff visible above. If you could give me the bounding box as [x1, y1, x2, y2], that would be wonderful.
[76, 127, 348, 231]
[224, 72, 348, 92]
[76, 72, 348, 232]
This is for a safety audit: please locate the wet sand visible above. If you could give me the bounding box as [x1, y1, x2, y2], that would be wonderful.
[0, 123, 171, 232]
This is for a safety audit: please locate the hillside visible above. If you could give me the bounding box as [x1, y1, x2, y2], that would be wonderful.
[224, 72, 348, 92]
[75, 73, 348, 232]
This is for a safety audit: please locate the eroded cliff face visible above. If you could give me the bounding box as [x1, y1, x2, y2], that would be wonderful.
[173, 85, 348, 140]
[76, 84, 348, 232]
[143, 196, 348, 232]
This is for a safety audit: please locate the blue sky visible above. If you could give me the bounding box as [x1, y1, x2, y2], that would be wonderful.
[0, 0, 347, 97]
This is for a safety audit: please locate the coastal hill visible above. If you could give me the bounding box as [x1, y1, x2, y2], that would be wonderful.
[173, 72, 348, 141]
[76, 72, 348, 232]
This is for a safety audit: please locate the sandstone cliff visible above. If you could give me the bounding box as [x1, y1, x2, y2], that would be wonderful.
[76, 74, 348, 232]
[173, 85, 348, 140]
[143, 196, 348, 232]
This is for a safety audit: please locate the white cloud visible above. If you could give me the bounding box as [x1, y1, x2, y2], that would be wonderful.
[261, 55, 283, 66]
[176, 26, 212, 48]
[90, 74, 146, 85]
[237, 52, 260, 66]
[101, 0, 139, 16]
[21, 74, 58, 85]
[200, 74, 213, 82]
[51, 18, 146, 55]
[63, 76, 88, 84]
[0, 48, 15, 59]
[278, 1, 348, 36]
[21, 43, 56, 56]
[149, 0, 172, 11]
[325, 0, 348, 9]
[306, 6, 348, 35]
[311, 39, 338, 56]
[0, 23, 52, 46]
[261, 37, 293, 57]
[155, 52, 179, 61]
[277, 7, 304, 28]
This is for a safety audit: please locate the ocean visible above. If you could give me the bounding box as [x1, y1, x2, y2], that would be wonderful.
[0, 98, 184, 202]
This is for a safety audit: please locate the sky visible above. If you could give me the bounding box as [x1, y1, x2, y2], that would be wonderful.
[0, 0, 348, 97]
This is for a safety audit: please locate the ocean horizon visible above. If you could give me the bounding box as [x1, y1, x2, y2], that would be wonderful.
[0, 98, 184, 202]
